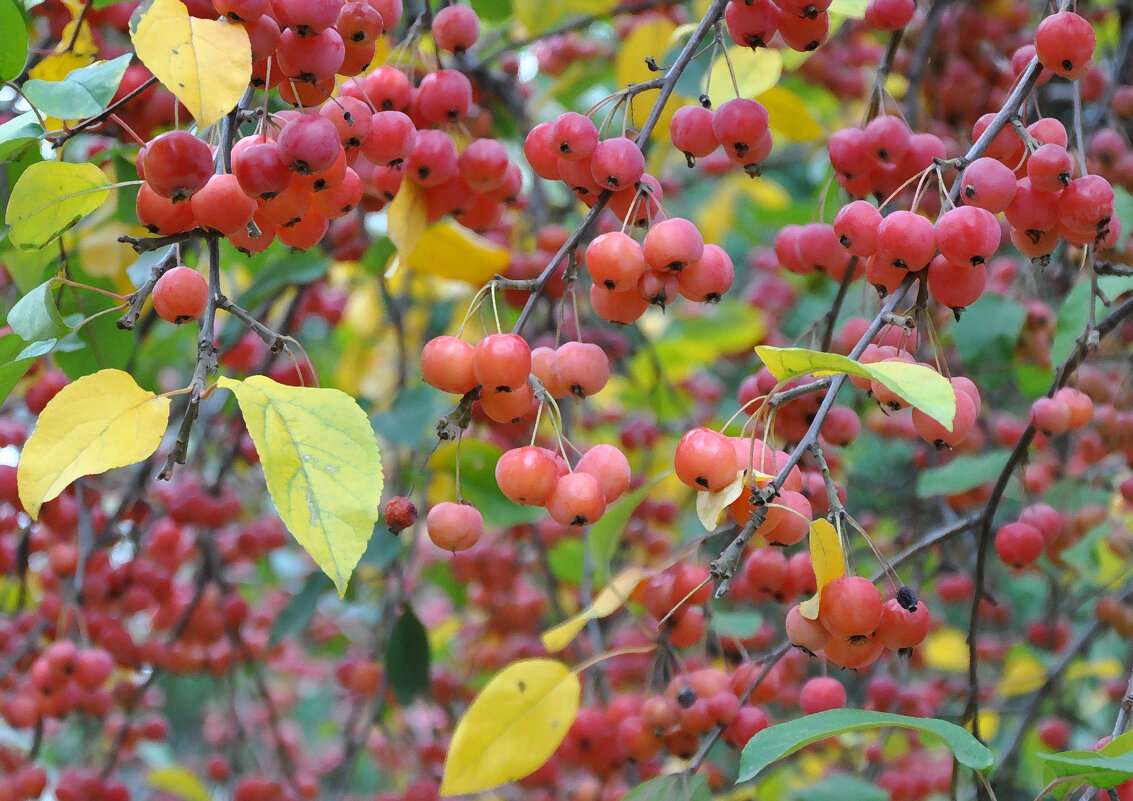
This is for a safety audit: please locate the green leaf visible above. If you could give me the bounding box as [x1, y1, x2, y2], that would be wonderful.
[216, 376, 382, 597]
[5, 161, 112, 249]
[372, 383, 449, 449]
[797, 775, 888, 801]
[146, 767, 210, 801]
[1115, 187, 1133, 250]
[1051, 275, 1133, 367]
[469, 0, 511, 21]
[547, 538, 584, 585]
[22, 54, 132, 119]
[1040, 742, 1133, 793]
[386, 605, 431, 705]
[0, 112, 44, 162]
[267, 571, 333, 649]
[234, 250, 331, 312]
[915, 450, 1011, 498]
[6, 280, 73, 341]
[0, 338, 55, 406]
[737, 709, 994, 782]
[589, 472, 668, 584]
[951, 293, 1027, 369]
[755, 345, 956, 428]
[0, 0, 27, 81]
[619, 773, 710, 801]
[710, 608, 762, 639]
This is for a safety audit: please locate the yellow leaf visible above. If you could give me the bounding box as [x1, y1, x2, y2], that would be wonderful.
[405, 221, 510, 286]
[513, 0, 568, 35]
[146, 768, 210, 801]
[75, 221, 146, 282]
[386, 180, 427, 267]
[130, 0, 251, 130]
[705, 47, 782, 106]
[616, 18, 677, 130]
[798, 518, 843, 620]
[757, 85, 824, 142]
[696, 469, 747, 531]
[5, 161, 112, 250]
[1067, 657, 1123, 683]
[18, 369, 170, 520]
[997, 649, 1045, 697]
[216, 376, 382, 597]
[28, 14, 98, 82]
[441, 658, 581, 796]
[923, 627, 969, 673]
[542, 567, 646, 652]
[697, 174, 790, 246]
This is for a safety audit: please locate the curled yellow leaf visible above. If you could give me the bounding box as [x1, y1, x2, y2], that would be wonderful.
[441, 659, 581, 796]
[542, 567, 646, 652]
[797, 518, 844, 620]
[404, 220, 510, 286]
[18, 369, 171, 520]
[130, 0, 251, 129]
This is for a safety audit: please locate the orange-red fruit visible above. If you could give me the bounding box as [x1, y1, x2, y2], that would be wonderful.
[575, 444, 631, 503]
[495, 446, 559, 506]
[473, 333, 531, 392]
[546, 472, 607, 527]
[674, 427, 739, 491]
[152, 266, 209, 324]
[785, 604, 831, 654]
[420, 335, 477, 394]
[426, 502, 483, 551]
[818, 576, 883, 639]
[874, 598, 930, 650]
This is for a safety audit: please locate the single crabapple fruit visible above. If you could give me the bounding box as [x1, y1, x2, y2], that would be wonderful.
[550, 112, 599, 161]
[875, 210, 937, 271]
[1035, 11, 1095, 80]
[431, 4, 480, 53]
[190, 174, 257, 236]
[712, 98, 771, 167]
[833, 199, 882, 257]
[1027, 143, 1074, 193]
[458, 138, 510, 192]
[674, 427, 739, 491]
[934, 206, 1001, 266]
[421, 335, 477, 394]
[864, 0, 915, 31]
[643, 217, 704, 273]
[785, 604, 831, 654]
[591, 136, 645, 190]
[479, 383, 534, 423]
[590, 283, 648, 325]
[927, 255, 986, 309]
[495, 446, 559, 506]
[277, 114, 342, 174]
[819, 576, 883, 640]
[1058, 174, 1115, 238]
[1031, 396, 1071, 436]
[473, 333, 531, 392]
[995, 521, 1044, 568]
[523, 122, 561, 180]
[724, 0, 778, 49]
[152, 266, 209, 324]
[863, 115, 911, 165]
[546, 471, 607, 527]
[1052, 386, 1093, 429]
[585, 231, 647, 292]
[426, 501, 483, 551]
[141, 130, 213, 201]
[874, 598, 930, 651]
[415, 69, 474, 124]
[553, 341, 610, 398]
[678, 243, 733, 303]
[958, 157, 1017, 213]
[799, 677, 847, 714]
[384, 495, 418, 533]
[575, 444, 631, 503]
[669, 105, 718, 162]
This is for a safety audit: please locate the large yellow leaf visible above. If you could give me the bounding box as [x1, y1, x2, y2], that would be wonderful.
[18, 369, 170, 520]
[5, 161, 111, 249]
[616, 18, 678, 133]
[405, 221, 510, 286]
[797, 518, 844, 620]
[705, 47, 782, 105]
[755, 345, 956, 429]
[922, 627, 969, 672]
[129, 0, 251, 130]
[542, 567, 646, 652]
[216, 376, 381, 596]
[441, 659, 581, 796]
[386, 181, 427, 262]
[757, 85, 824, 142]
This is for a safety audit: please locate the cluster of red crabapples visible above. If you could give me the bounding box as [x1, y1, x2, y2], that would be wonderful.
[419, 329, 630, 550]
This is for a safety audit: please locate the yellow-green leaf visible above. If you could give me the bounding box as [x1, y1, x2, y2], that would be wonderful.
[216, 376, 381, 597]
[757, 85, 824, 142]
[146, 768, 210, 801]
[922, 627, 969, 673]
[828, 0, 868, 18]
[705, 46, 782, 105]
[17, 369, 170, 520]
[798, 518, 843, 620]
[441, 658, 581, 796]
[615, 18, 676, 89]
[542, 567, 646, 652]
[5, 161, 111, 249]
[405, 220, 510, 286]
[130, 0, 251, 129]
[755, 345, 956, 429]
[513, 0, 568, 35]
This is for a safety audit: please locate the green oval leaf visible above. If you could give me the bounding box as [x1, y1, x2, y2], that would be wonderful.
[0, 112, 45, 162]
[1040, 731, 1133, 793]
[5, 161, 112, 249]
[621, 773, 710, 801]
[6, 279, 73, 342]
[737, 709, 994, 782]
[0, 0, 28, 81]
[386, 605, 431, 705]
[216, 375, 382, 597]
[22, 54, 132, 119]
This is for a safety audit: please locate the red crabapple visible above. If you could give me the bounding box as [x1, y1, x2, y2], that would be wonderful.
[152, 266, 209, 324]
